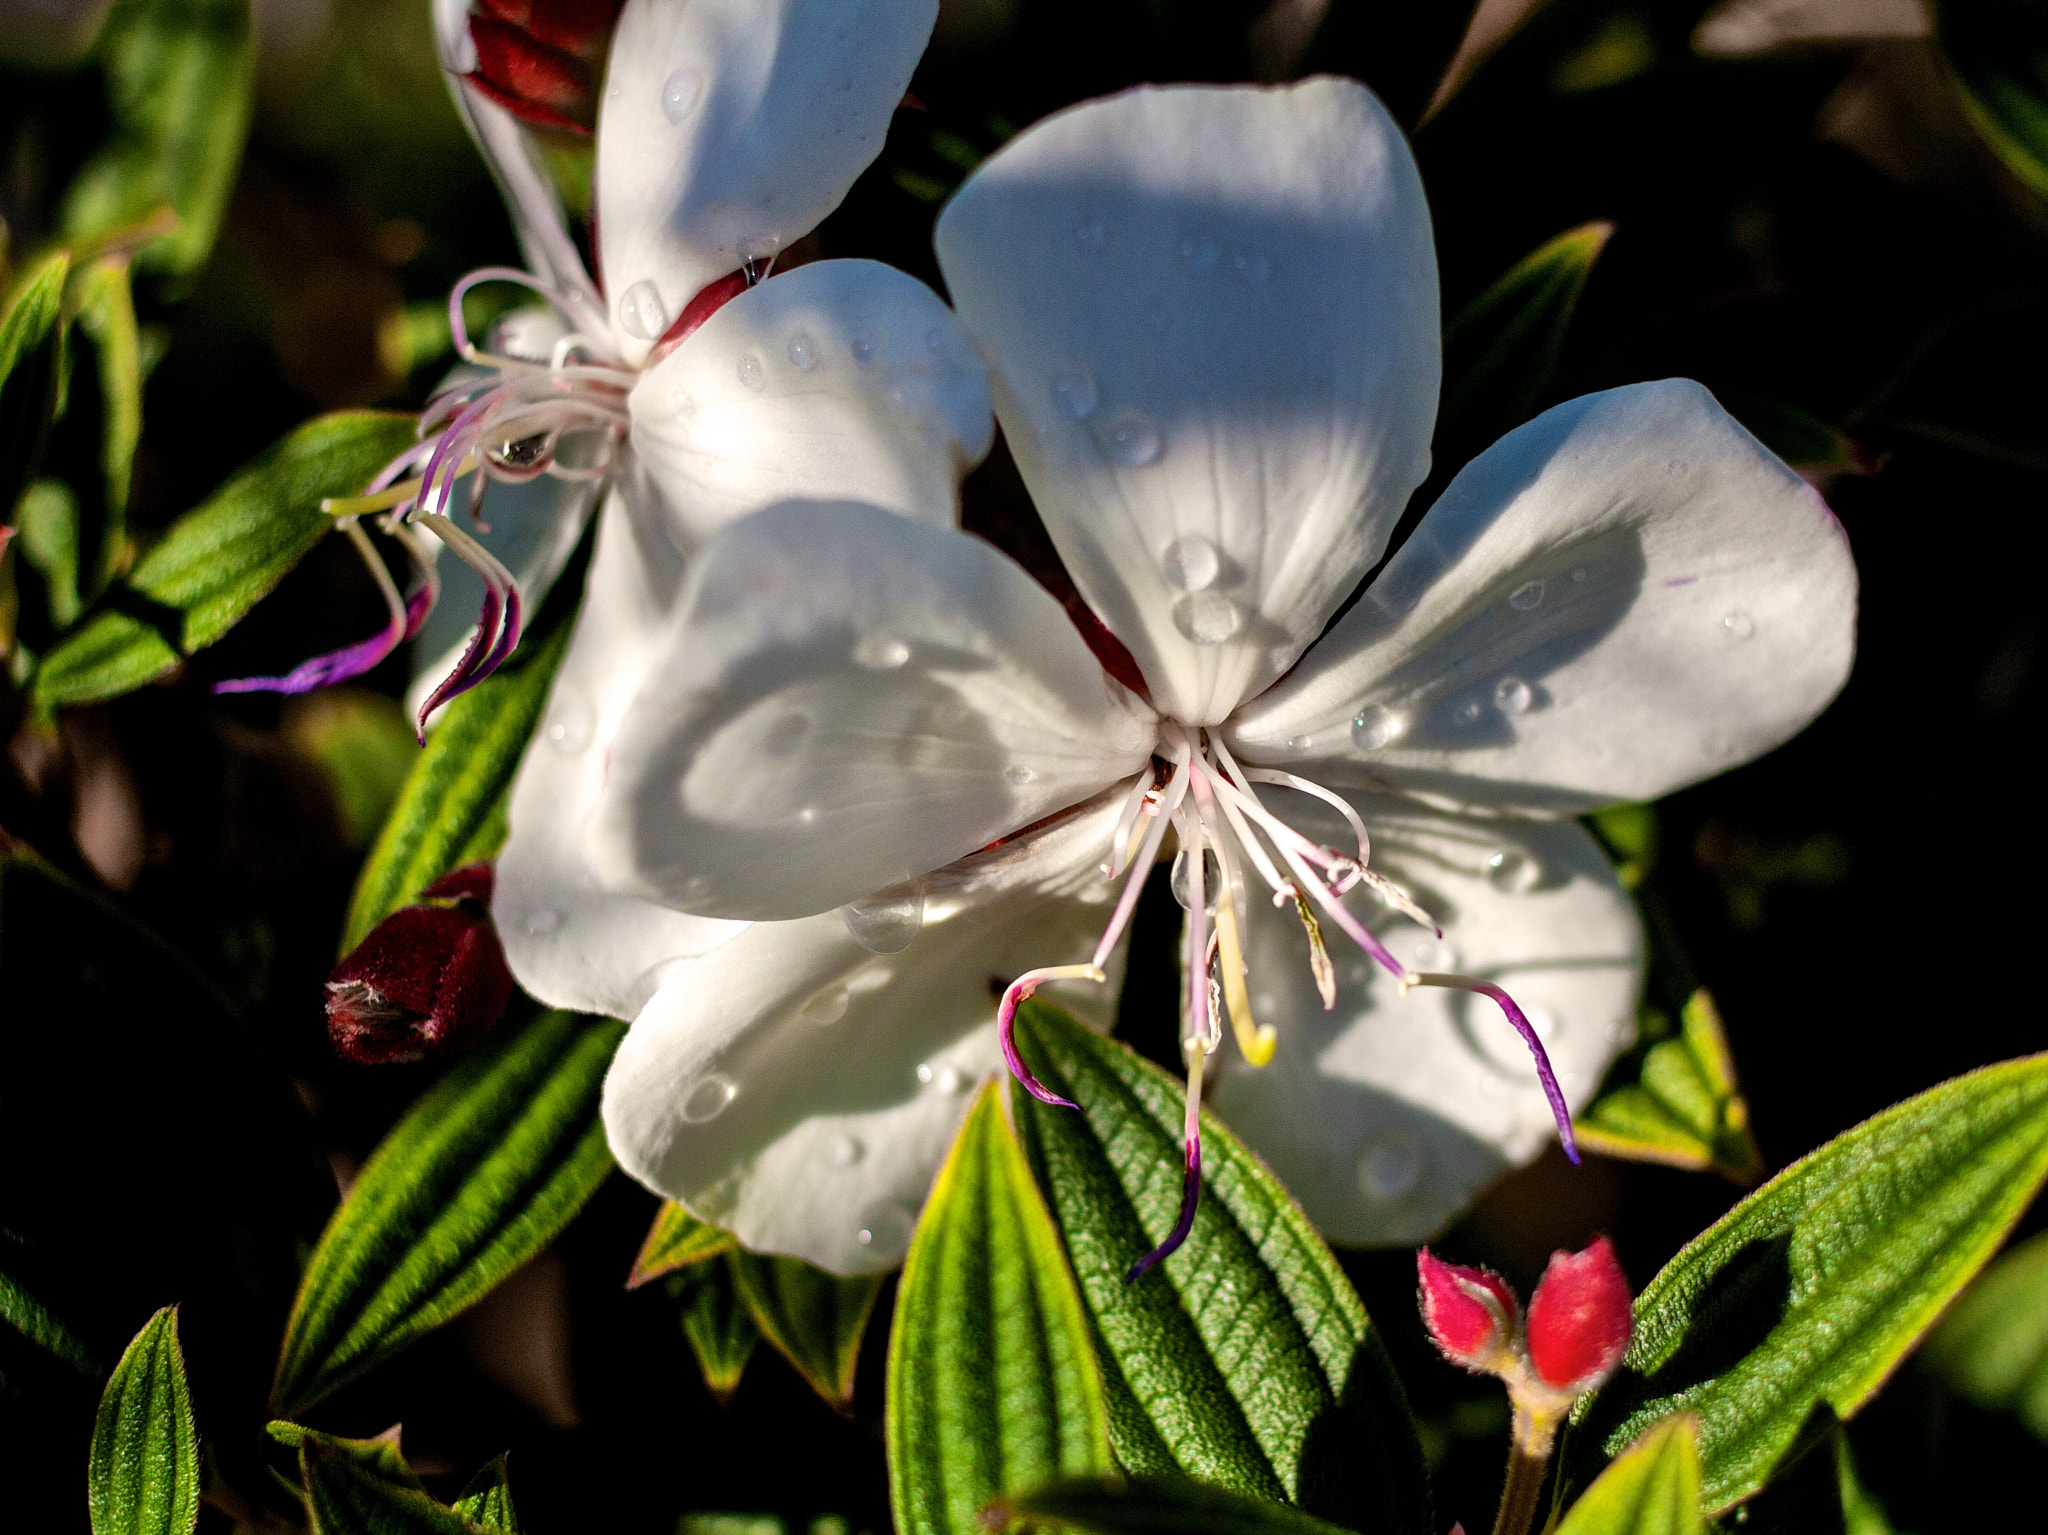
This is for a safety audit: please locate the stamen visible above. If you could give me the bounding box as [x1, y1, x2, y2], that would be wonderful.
[322, 457, 480, 519]
[995, 964, 1105, 1109]
[213, 521, 420, 695]
[1190, 767, 1274, 1066]
[1087, 754, 1189, 972]
[410, 512, 524, 737]
[1400, 972, 1579, 1163]
[1102, 767, 1160, 878]
[1244, 766, 1372, 868]
[1126, 1039, 1206, 1283]
[1290, 888, 1338, 1010]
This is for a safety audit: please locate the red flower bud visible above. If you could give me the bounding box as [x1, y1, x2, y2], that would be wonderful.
[464, 0, 624, 134]
[1524, 1237, 1633, 1393]
[326, 864, 514, 1065]
[1417, 1248, 1519, 1370]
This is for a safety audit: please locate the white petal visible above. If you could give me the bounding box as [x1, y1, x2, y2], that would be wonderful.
[1228, 380, 1858, 813]
[1209, 793, 1642, 1244]
[628, 260, 993, 549]
[587, 500, 1156, 919]
[595, 0, 938, 365]
[601, 794, 1129, 1273]
[934, 77, 1439, 726]
[495, 487, 747, 1019]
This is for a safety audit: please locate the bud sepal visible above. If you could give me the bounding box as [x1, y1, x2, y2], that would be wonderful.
[326, 864, 515, 1065]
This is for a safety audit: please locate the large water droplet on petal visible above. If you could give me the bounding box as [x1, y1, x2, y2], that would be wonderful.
[1105, 413, 1162, 466]
[856, 1205, 914, 1253]
[1509, 579, 1545, 611]
[1051, 367, 1098, 420]
[1003, 764, 1036, 786]
[786, 332, 817, 370]
[736, 354, 765, 390]
[842, 889, 924, 953]
[850, 333, 877, 367]
[1352, 706, 1403, 750]
[1172, 592, 1240, 645]
[1169, 847, 1224, 913]
[831, 1133, 864, 1166]
[1485, 848, 1540, 893]
[1722, 610, 1755, 640]
[1494, 676, 1533, 715]
[681, 1074, 736, 1123]
[617, 280, 667, 341]
[661, 68, 704, 122]
[800, 985, 850, 1025]
[1161, 536, 1221, 592]
[1412, 937, 1459, 970]
[1359, 1138, 1422, 1201]
[852, 634, 910, 669]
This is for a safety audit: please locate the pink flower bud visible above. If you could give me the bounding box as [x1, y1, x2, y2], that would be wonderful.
[1417, 1248, 1519, 1370]
[326, 864, 514, 1065]
[1524, 1237, 1633, 1393]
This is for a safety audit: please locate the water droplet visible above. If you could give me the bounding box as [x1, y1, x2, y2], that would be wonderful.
[1359, 1139, 1422, 1200]
[1455, 697, 1483, 726]
[786, 332, 817, 370]
[661, 68, 703, 121]
[524, 907, 562, 936]
[1721, 610, 1755, 640]
[544, 694, 593, 753]
[1004, 764, 1036, 786]
[855, 1205, 914, 1253]
[1161, 536, 1221, 592]
[1412, 937, 1459, 970]
[1075, 217, 1107, 252]
[850, 333, 877, 367]
[1494, 676, 1533, 715]
[796, 805, 819, 826]
[1170, 847, 1224, 914]
[764, 713, 811, 757]
[736, 353, 765, 390]
[853, 634, 910, 669]
[1172, 592, 1240, 645]
[831, 1134, 864, 1166]
[1571, 567, 1589, 583]
[1285, 734, 1313, 751]
[666, 388, 695, 420]
[1051, 366, 1098, 420]
[1485, 849, 1540, 893]
[1352, 706, 1403, 750]
[1233, 252, 1273, 287]
[1509, 579, 1545, 611]
[681, 1074, 736, 1123]
[1105, 413, 1162, 466]
[1177, 235, 1219, 273]
[842, 889, 924, 953]
[800, 986, 849, 1025]
[916, 1062, 934, 1084]
[617, 280, 667, 341]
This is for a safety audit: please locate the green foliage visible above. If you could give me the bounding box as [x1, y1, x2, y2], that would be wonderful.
[889, 1085, 1111, 1535]
[1925, 1227, 2048, 1438]
[88, 1306, 200, 1535]
[11, 480, 83, 627]
[731, 1250, 883, 1412]
[453, 1455, 522, 1532]
[301, 1434, 484, 1535]
[628, 1201, 735, 1289]
[990, 1474, 1361, 1535]
[284, 689, 420, 850]
[1939, 0, 2048, 202]
[71, 256, 143, 595]
[672, 1258, 758, 1404]
[0, 251, 70, 522]
[33, 410, 417, 707]
[271, 1008, 626, 1415]
[339, 616, 570, 953]
[1555, 1416, 1702, 1535]
[1007, 1002, 1429, 1535]
[61, 0, 256, 278]
[1572, 1053, 2048, 1511]
[0, 1228, 99, 1390]
[1577, 989, 1762, 1183]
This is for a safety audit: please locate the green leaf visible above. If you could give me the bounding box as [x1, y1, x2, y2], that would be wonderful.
[61, 0, 256, 278]
[452, 1455, 520, 1532]
[1719, 392, 1869, 477]
[1556, 1415, 1702, 1535]
[1924, 1226, 2048, 1439]
[284, 690, 419, 851]
[339, 616, 570, 953]
[12, 481, 83, 629]
[34, 410, 417, 708]
[890, 1084, 1111, 1535]
[1440, 220, 1613, 446]
[271, 1007, 625, 1415]
[1, 1228, 100, 1386]
[730, 1249, 883, 1412]
[0, 251, 69, 522]
[1577, 989, 1762, 1183]
[991, 1473, 1361, 1535]
[1571, 1053, 2048, 1511]
[627, 1201, 735, 1289]
[302, 1436, 481, 1535]
[672, 1258, 758, 1404]
[72, 256, 144, 596]
[88, 1306, 200, 1535]
[1939, 0, 2048, 202]
[269, 1421, 421, 1489]
[1007, 1002, 1429, 1535]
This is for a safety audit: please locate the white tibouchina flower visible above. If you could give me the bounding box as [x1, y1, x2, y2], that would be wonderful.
[503, 76, 1856, 1278]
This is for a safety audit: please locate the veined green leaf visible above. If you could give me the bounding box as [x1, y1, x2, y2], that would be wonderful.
[269, 1420, 421, 1488]
[1938, 0, 2048, 202]
[452, 1455, 521, 1532]
[1572, 1053, 2048, 1511]
[34, 410, 417, 708]
[88, 1306, 200, 1535]
[1924, 1226, 2048, 1439]
[1, 251, 69, 521]
[890, 1085, 1111, 1535]
[991, 1473, 1361, 1535]
[627, 1201, 735, 1289]
[1008, 1002, 1429, 1535]
[1556, 1415, 1702, 1535]
[1, 1225, 99, 1387]
[62, 0, 255, 278]
[302, 1436, 482, 1535]
[272, 1008, 625, 1415]
[1577, 990, 1762, 1183]
[730, 1250, 882, 1412]
[672, 1258, 758, 1404]
[72, 255, 142, 595]
[340, 616, 569, 953]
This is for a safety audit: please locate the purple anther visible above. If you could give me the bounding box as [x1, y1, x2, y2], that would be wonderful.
[996, 978, 1080, 1110]
[1126, 1136, 1201, 1283]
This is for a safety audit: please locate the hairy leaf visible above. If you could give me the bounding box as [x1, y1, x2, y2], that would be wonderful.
[302, 1436, 482, 1535]
[1008, 1002, 1429, 1535]
[890, 1084, 1111, 1535]
[453, 1455, 521, 1532]
[730, 1250, 882, 1412]
[0, 251, 69, 522]
[627, 1201, 735, 1290]
[272, 1008, 624, 1414]
[72, 256, 142, 595]
[1924, 1227, 2048, 1439]
[1577, 990, 1762, 1183]
[1556, 1415, 1702, 1535]
[992, 1473, 1361, 1535]
[88, 1307, 199, 1535]
[672, 1259, 758, 1404]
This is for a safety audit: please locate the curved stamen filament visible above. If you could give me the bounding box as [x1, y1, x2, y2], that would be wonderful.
[1403, 972, 1578, 1164]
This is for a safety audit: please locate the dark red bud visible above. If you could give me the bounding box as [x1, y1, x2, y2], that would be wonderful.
[1525, 1236, 1633, 1393]
[468, 14, 597, 132]
[476, 0, 622, 52]
[1417, 1248, 1519, 1368]
[649, 269, 754, 364]
[326, 864, 513, 1064]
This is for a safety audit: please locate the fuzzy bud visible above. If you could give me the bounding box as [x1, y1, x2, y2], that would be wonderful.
[326, 864, 514, 1064]
[1524, 1237, 1634, 1393]
[1417, 1248, 1519, 1372]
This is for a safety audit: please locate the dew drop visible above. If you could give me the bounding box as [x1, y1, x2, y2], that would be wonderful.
[1509, 579, 1545, 611]
[855, 1206, 914, 1253]
[918, 1064, 965, 1093]
[915, 1062, 934, 1084]
[1172, 592, 1240, 645]
[1075, 217, 1107, 252]
[660, 68, 703, 121]
[842, 889, 925, 954]
[852, 634, 910, 669]
[831, 1134, 864, 1166]
[1169, 847, 1224, 914]
[1051, 366, 1098, 420]
[523, 907, 562, 936]
[1485, 849, 1540, 893]
[544, 694, 594, 753]
[1721, 610, 1755, 640]
[1412, 937, 1459, 970]
[800, 985, 849, 1025]
[786, 332, 817, 370]
[736, 353, 765, 390]
[1359, 1139, 1423, 1201]
[1284, 734, 1313, 751]
[1161, 535, 1221, 592]
[850, 333, 877, 367]
[764, 713, 811, 757]
[1104, 413, 1162, 467]
[1176, 235, 1219, 273]
[1571, 567, 1589, 583]
[681, 1074, 736, 1123]
[666, 388, 695, 421]
[1004, 764, 1037, 786]
[1494, 676, 1533, 715]
[1233, 252, 1273, 287]
[1351, 706, 1403, 750]
[617, 280, 668, 341]
[1455, 697, 1483, 726]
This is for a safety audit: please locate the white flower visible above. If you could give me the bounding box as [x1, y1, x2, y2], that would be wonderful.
[499, 77, 1857, 1277]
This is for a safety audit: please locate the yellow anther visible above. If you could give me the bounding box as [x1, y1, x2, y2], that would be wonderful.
[1213, 889, 1276, 1067]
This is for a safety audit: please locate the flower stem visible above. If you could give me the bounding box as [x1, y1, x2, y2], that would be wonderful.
[1492, 1402, 1558, 1535]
